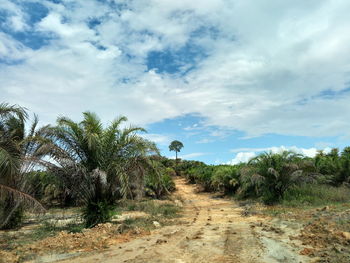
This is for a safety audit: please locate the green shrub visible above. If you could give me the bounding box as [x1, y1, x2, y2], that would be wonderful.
[211, 165, 240, 194]
[315, 147, 350, 186]
[184, 165, 214, 191]
[145, 165, 176, 198]
[82, 200, 114, 228]
[0, 204, 24, 230]
[239, 151, 311, 204]
[177, 160, 206, 177]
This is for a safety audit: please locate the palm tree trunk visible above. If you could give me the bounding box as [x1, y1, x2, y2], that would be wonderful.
[175, 151, 178, 176]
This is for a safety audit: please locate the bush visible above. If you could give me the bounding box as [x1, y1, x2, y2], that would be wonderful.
[239, 151, 309, 204]
[185, 165, 214, 191]
[315, 147, 350, 186]
[211, 165, 240, 194]
[0, 204, 24, 230]
[177, 160, 206, 177]
[82, 200, 114, 228]
[145, 166, 176, 198]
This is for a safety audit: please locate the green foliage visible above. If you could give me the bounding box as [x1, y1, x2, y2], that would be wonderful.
[145, 163, 176, 198]
[82, 200, 114, 228]
[315, 147, 350, 186]
[282, 184, 350, 207]
[169, 140, 184, 155]
[32, 220, 84, 240]
[179, 162, 240, 193]
[177, 160, 206, 176]
[26, 171, 61, 203]
[240, 151, 309, 204]
[0, 103, 45, 229]
[177, 150, 349, 206]
[43, 112, 163, 227]
[0, 204, 24, 229]
[186, 165, 215, 191]
[211, 165, 240, 194]
[120, 200, 180, 219]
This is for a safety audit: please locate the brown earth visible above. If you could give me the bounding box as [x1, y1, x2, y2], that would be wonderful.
[53, 177, 309, 263]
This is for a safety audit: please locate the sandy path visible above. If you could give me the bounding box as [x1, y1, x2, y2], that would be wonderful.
[59, 178, 305, 263]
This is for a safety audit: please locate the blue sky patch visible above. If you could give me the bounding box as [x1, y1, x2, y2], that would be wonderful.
[146, 43, 207, 74]
[22, 2, 49, 26]
[88, 18, 102, 29]
[9, 31, 52, 50]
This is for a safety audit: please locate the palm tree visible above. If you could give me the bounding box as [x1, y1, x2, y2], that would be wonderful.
[315, 147, 350, 186]
[0, 103, 45, 228]
[169, 140, 184, 176]
[45, 112, 159, 227]
[169, 140, 184, 162]
[239, 151, 311, 204]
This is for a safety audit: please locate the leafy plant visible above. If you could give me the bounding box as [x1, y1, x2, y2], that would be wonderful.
[211, 165, 240, 194]
[239, 151, 310, 204]
[0, 103, 46, 229]
[145, 162, 175, 198]
[43, 112, 160, 227]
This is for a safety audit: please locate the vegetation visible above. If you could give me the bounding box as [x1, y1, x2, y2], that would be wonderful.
[0, 103, 176, 229]
[42, 112, 164, 227]
[169, 140, 184, 162]
[0, 103, 46, 229]
[176, 149, 350, 206]
[1, 101, 350, 263]
[169, 140, 184, 175]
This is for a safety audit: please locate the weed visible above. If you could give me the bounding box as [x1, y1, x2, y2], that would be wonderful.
[282, 184, 350, 207]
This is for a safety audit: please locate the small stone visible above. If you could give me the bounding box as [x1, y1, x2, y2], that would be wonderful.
[156, 239, 167, 244]
[299, 248, 313, 255]
[321, 206, 329, 211]
[340, 231, 350, 240]
[153, 221, 161, 228]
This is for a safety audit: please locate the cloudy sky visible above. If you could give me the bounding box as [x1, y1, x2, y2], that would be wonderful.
[1, 0, 350, 164]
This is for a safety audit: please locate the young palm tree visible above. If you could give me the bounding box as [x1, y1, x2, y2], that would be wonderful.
[0, 103, 45, 229]
[239, 151, 311, 204]
[45, 112, 160, 227]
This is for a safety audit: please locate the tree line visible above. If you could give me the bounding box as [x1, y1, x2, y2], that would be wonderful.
[176, 149, 350, 205]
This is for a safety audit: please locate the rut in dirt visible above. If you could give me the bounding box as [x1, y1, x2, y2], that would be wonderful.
[58, 177, 306, 263]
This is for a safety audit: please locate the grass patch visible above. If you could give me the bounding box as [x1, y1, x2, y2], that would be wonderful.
[114, 200, 182, 232]
[118, 200, 181, 218]
[30, 220, 85, 242]
[282, 184, 350, 207]
[123, 217, 159, 230]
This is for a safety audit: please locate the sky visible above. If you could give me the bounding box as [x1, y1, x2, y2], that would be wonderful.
[1, 0, 350, 164]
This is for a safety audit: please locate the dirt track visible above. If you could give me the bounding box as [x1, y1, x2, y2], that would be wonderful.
[59, 178, 308, 263]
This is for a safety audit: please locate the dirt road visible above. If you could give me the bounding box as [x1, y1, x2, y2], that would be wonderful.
[59, 178, 308, 263]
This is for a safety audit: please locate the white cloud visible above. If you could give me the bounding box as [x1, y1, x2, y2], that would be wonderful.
[1, 0, 350, 140]
[0, 0, 28, 31]
[228, 152, 257, 165]
[178, 152, 208, 160]
[228, 145, 333, 165]
[195, 138, 214, 144]
[140, 133, 172, 146]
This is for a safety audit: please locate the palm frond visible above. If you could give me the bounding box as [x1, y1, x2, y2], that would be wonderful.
[0, 103, 28, 122]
